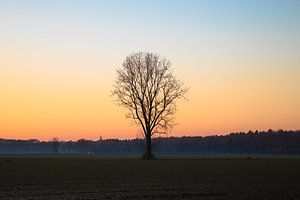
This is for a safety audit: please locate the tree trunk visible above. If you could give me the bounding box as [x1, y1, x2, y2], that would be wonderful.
[142, 134, 154, 159]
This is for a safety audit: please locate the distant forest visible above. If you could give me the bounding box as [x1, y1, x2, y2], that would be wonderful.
[1, 130, 300, 155]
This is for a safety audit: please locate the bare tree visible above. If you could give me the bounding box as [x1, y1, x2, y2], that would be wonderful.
[112, 52, 188, 159]
[50, 137, 60, 154]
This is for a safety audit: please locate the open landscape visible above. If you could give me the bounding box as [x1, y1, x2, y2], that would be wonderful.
[1, 1, 299, 199]
[1, 156, 300, 199]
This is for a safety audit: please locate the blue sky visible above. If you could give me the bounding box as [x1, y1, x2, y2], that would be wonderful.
[1, 0, 299, 56]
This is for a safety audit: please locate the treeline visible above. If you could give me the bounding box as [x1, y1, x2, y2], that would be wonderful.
[0, 129, 300, 155]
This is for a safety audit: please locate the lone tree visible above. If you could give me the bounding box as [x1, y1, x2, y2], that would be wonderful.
[50, 137, 60, 154]
[113, 52, 188, 159]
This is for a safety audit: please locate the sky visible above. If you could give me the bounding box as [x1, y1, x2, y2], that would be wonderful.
[0, 0, 299, 141]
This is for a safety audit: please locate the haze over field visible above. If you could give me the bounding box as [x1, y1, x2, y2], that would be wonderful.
[0, 0, 299, 140]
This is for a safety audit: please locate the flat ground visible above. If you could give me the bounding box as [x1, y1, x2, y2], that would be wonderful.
[0, 156, 299, 199]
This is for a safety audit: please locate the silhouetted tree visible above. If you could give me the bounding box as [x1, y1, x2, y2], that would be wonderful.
[50, 137, 60, 154]
[112, 52, 188, 159]
[0, 130, 300, 154]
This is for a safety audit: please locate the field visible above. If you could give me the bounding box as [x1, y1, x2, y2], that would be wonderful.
[0, 156, 299, 199]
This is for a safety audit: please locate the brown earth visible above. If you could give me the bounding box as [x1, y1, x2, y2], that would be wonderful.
[0, 156, 299, 199]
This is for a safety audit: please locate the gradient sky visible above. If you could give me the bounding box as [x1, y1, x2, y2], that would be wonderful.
[0, 0, 300, 141]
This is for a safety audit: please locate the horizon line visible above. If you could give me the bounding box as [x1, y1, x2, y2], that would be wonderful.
[1, 129, 299, 142]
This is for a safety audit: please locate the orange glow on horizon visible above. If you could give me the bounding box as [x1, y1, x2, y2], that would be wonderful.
[1, 53, 299, 141]
[1, 1, 299, 141]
